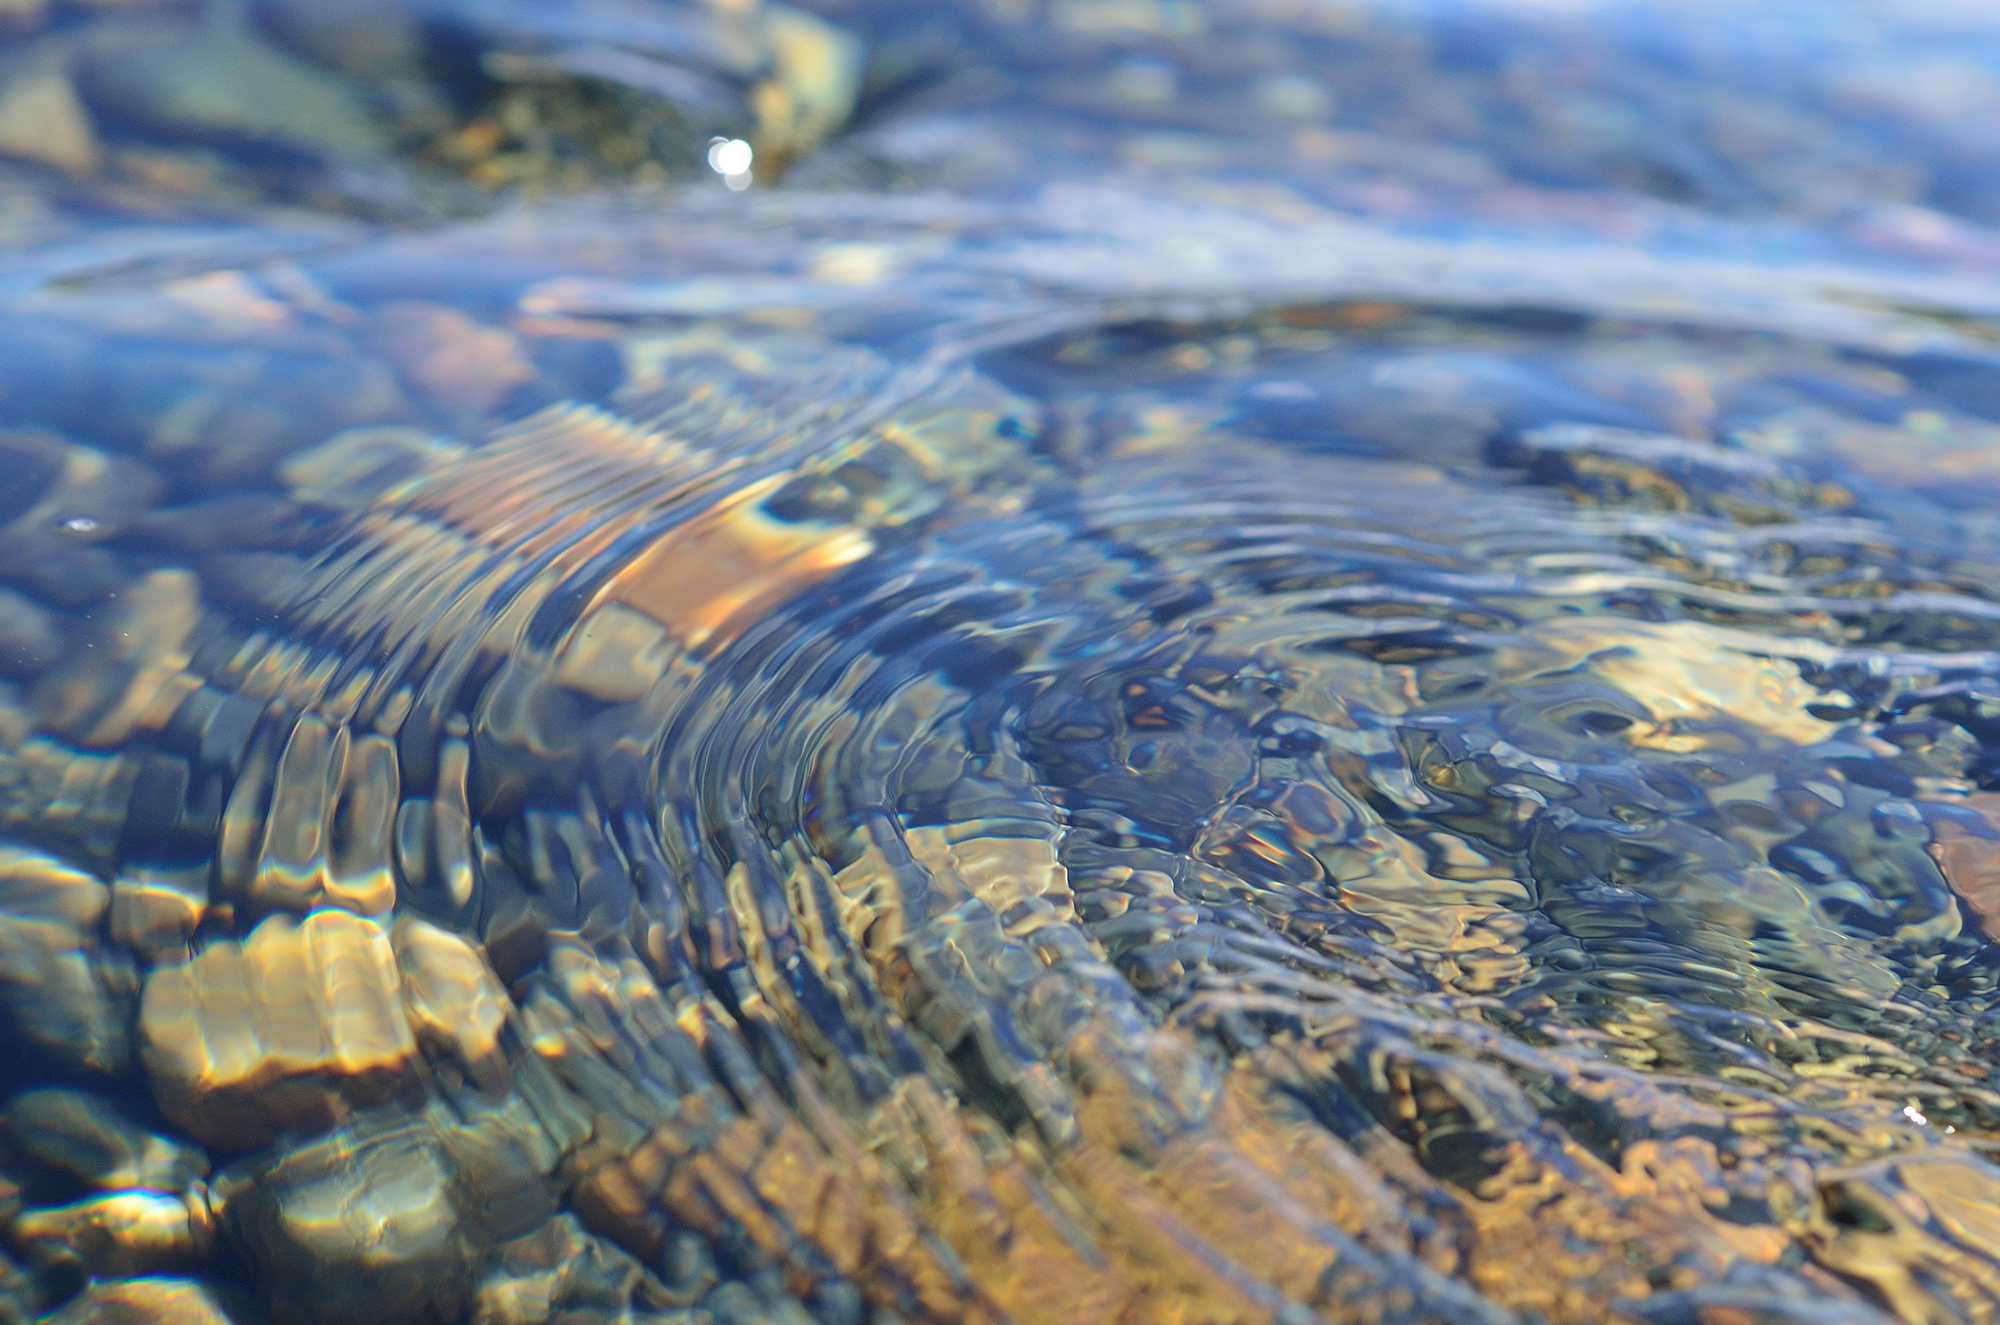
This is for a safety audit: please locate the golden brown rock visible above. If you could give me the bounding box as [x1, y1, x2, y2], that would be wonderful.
[751, 5, 864, 174]
[588, 471, 873, 654]
[39, 1277, 242, 1325]
[1802, 1154, 2000, 1324]
[34, 569, 201, 750]
[391, 915, 511, 1090]
[110, 868, 207, 964]
[0, 846, 134, 1073]
[1927, 793, 2000, 941]
[139, 908, 419, 1149]
[11, 1187, 215, 1278]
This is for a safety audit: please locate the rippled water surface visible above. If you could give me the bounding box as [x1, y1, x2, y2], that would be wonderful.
[8, 2, 2000, 1323]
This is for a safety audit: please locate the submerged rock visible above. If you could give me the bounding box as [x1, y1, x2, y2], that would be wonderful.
[1497, 422, 1850, 520]
[38, 1276, 247, 1325]
[0, 587, 61, 678]
[0, 848, 134, 1075]
[222, 1115, 474, 1325]
[138, 909, 423, 1150]
[0, 428, 158, 610]
[136, 904, 517, 1150]
[369, 302, 538, 414]
[75, 14, 390, 162]
[220, 1098, 561, 1325]
[0, 46, 98, 175]
[5, 1087, 208, 1192]
[11, 1187, 215, 1278]
[472, 1213, 676, 1325]
[278, 426, 461, 510]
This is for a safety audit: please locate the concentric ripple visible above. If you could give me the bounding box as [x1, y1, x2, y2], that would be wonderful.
[8, 301, 2000, 1325]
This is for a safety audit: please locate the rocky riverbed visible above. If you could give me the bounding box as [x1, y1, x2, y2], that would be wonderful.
[0, 2, 1999, 1324]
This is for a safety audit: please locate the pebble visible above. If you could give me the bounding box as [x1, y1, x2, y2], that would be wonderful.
[0, 429, 93, 530]
[473, 1213, 672, 1325]
[38, 1276, 243, 1325]
[139, 908, 421, 1150]
[5, 1088, 208, 1192]
[76, 15, 389, 162]
[142, 353, 409, 491]
[369, 302, 538, 413]
[1497, 421, 1834, 519]
[109, 867, 207, 966]
[0, 428, 162, 609]
[10, 1187, 214, 1278]
[1926, 793, 2000, 941]
[278, 425, 462, 510]
[221, 1110, 485, 1325]
[0, 50, 98, 175]
[751, 5, 864, 173]
[34, 568, 201, 750]
[139, 909, 521, 1150]
[391, 916, 512, 1092]
[0, 847, 135, 1075]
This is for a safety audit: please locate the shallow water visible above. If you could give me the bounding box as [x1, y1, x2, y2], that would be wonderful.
[4, 2, 2000, 1323]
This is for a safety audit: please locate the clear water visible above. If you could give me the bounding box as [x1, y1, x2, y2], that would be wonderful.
[2, 3, 2000, 1323]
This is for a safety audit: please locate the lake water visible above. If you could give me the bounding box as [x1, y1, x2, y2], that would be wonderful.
[0, 2, 1999, 1322]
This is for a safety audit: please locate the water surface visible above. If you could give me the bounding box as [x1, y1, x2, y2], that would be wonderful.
[1, 3, 2000, 1323]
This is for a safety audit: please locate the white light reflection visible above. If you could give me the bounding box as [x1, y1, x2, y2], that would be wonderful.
[1903, 1105, 1929, 1126]
[707, 137, 753, 190]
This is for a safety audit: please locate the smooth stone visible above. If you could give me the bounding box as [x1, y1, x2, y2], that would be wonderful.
[38, 1276, 246, 1325]
[139, 909, 420, 1150]
[10, 1188, 214, 1278]
[0, 428, 160, 609]
[369, 303, 538, 413]
[140, 909, 524, 1150]
[77, 16, 390, 161]
[110, 867, 208, 965]
[0, 428, 80, 529]
[391, 916, 511, 1092]
[0, 49, 97, 175]
[474, 1213, 681, 1325]
[1497, 421, 1837, 517]
[143, 355, 408, 490]
[33, 568, 201, 749]
[278, 425, 461, 510]
[750, 5, 864, 172]
[222, 1111, 483, 1325]
[0, 848, 135, 1074]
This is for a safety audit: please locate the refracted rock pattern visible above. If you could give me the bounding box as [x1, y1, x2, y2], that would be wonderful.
[9, 1, 2000, 1324]
[0, 279, 1995, 1325]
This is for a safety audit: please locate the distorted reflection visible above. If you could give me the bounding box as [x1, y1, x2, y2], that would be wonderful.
[0, 2, 1997, 1324]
